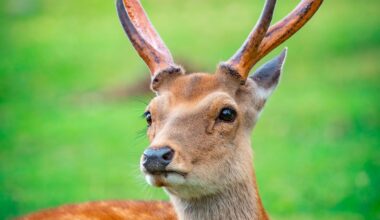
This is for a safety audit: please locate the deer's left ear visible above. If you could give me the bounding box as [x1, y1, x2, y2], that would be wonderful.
[249, 48, 287, 101]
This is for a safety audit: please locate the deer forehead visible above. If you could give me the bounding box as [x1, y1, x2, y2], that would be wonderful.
[149, 73, 248, 115]
[164, 73, 224, 100]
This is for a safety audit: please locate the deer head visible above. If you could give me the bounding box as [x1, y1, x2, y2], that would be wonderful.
[117, 0, 322, 217]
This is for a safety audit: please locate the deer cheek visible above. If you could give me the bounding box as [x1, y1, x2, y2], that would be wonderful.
[147, 125, 156, 141]
[216, 120, 239, 139]
[206, 120, 215, 134]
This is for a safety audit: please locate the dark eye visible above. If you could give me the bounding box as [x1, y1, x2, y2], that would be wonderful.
[218, 108, 237, 122]
[143, 111, 152, 126]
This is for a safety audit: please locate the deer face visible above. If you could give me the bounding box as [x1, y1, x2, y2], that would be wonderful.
[117, 0, 321, 201]
[140, 50, 286, 199]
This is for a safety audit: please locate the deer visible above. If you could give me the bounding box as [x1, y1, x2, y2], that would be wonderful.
[19, 0, 323, 219]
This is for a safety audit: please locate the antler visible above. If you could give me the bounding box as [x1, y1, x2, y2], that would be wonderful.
[221, 0, 323, 80]
[117, 0, 177, 76]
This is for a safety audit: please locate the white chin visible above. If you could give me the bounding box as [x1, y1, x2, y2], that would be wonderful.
[145, 173, 185, 187]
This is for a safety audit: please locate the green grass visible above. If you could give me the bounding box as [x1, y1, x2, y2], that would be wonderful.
[1, 0, 379, 219]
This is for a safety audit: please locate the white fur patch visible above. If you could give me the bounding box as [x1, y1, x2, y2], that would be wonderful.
[166, 173, 186, 185]
[145, 175, 156, 186]
[256, 86, 275, 100]
[145, 173, 185, 186]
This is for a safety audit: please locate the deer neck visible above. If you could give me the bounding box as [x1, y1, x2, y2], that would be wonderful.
[168, 171, 267, 220]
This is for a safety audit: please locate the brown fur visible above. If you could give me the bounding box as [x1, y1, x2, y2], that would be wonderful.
[19, 201, 176, 220]
[140, 71, 270, 220]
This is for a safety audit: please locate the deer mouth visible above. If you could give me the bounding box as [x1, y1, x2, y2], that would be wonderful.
[144, 170, 188, 187]
[150, 170, 187, 177]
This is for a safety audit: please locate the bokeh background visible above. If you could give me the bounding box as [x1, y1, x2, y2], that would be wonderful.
[1, 0, 379, 219]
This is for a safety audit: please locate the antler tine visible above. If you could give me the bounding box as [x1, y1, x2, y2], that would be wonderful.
[223, 0, 277, 80]
[117, 0, 176, 75]
[253, 0, 323, 66]
[220, 0, 323, 81]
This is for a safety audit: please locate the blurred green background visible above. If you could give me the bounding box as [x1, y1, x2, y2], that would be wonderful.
[1, 0, 379, 219]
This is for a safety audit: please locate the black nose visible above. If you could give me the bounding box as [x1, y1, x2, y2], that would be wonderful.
[142, 147, 174, 173]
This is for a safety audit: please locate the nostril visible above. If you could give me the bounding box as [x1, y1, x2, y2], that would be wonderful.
[142, 154, 148, 163]
[142, 146, 174, 173]
[162, 149, 174, 162]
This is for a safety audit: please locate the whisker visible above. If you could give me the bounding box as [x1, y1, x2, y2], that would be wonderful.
[130, 97, 150, 106]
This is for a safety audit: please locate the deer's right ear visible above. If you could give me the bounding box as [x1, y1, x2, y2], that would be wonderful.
[249, 48, 287, 101]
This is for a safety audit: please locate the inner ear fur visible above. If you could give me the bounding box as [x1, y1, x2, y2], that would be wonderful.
[249, 48, 287, 99]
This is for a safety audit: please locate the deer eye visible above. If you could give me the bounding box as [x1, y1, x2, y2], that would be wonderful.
[218, 108, 237, 122]
[143, 111, 152, 126]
